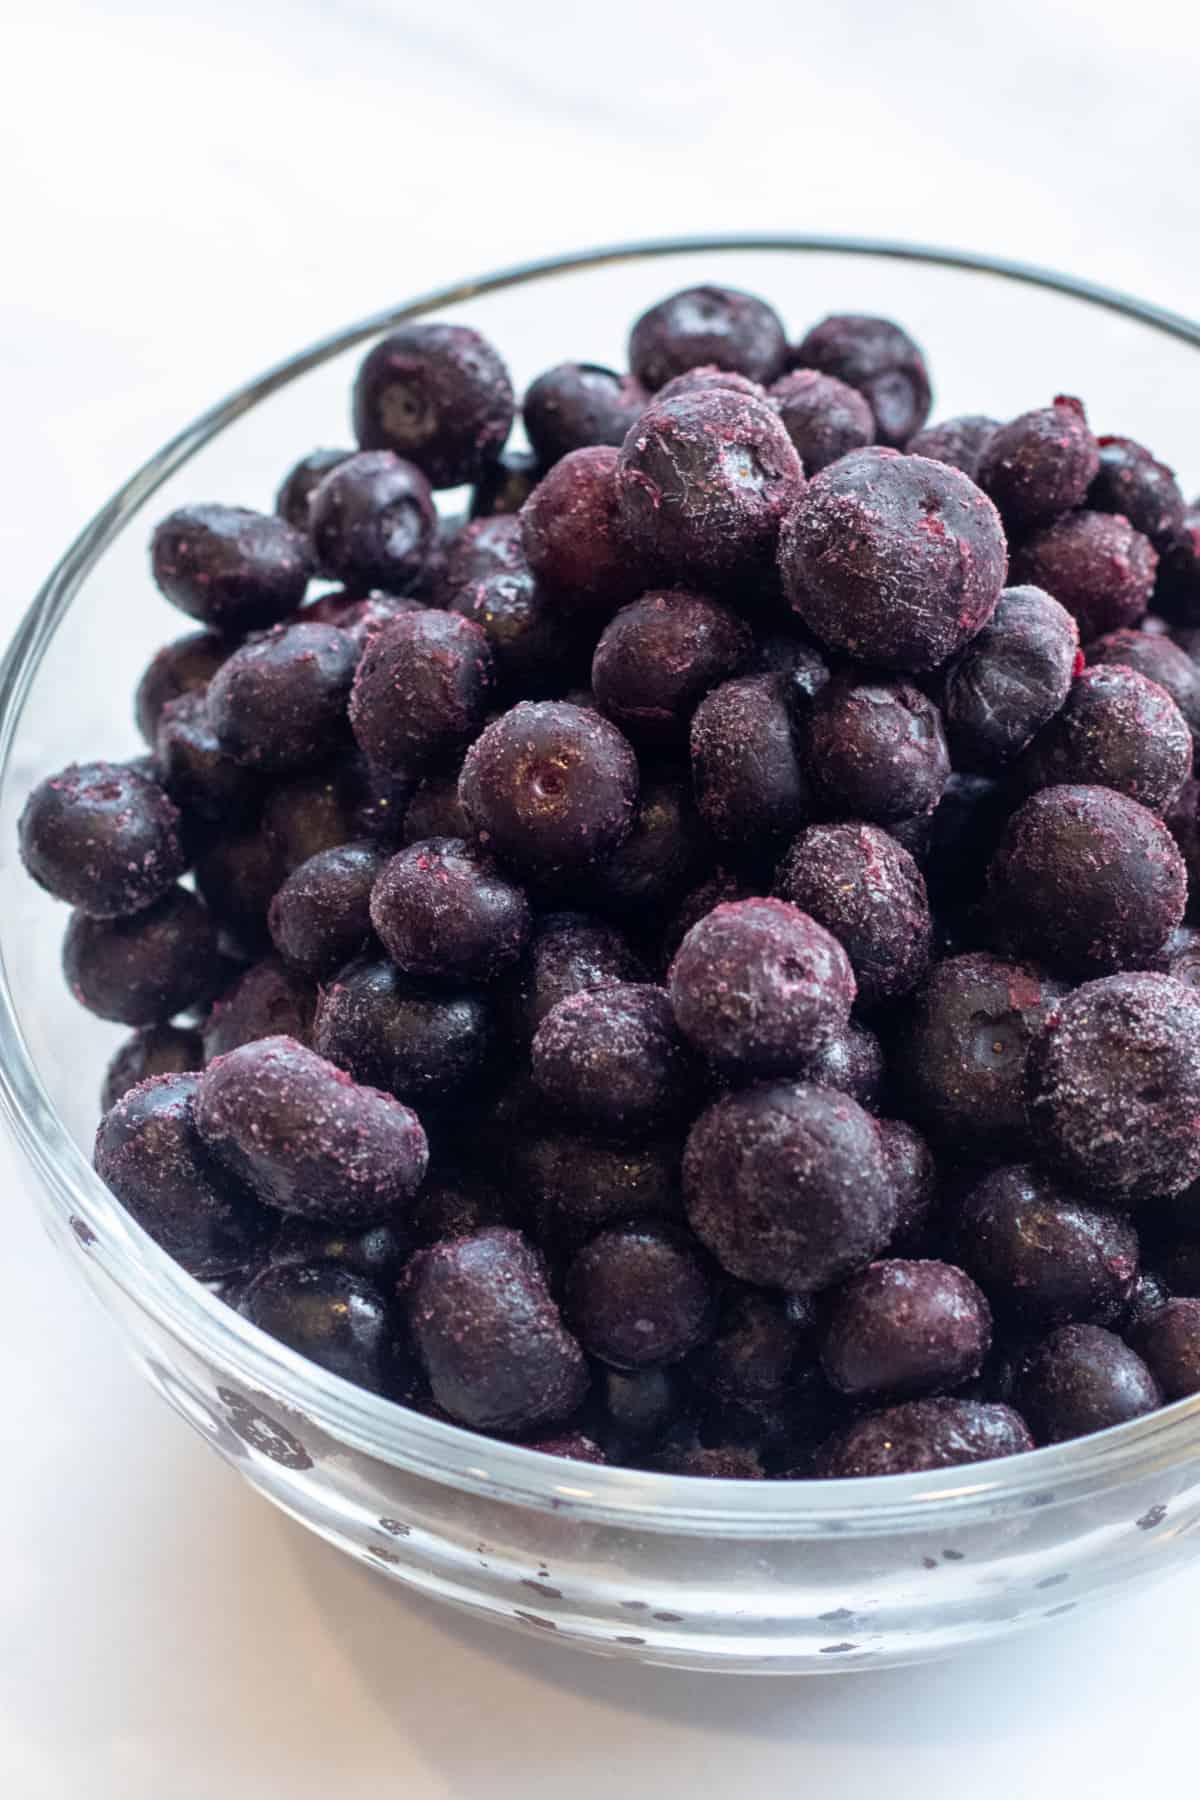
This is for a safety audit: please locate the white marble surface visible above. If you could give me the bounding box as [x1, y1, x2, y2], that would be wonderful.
[4, 2, 1200, 1793]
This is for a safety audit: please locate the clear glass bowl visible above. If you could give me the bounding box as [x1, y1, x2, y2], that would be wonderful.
[3, 236, 1200, 1677]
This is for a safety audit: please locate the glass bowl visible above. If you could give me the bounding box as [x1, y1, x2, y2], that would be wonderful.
[3, 236, 1200, 1678]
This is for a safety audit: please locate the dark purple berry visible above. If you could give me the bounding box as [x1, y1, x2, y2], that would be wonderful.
[95, 1072, 274, 1277]
[402, 767, 470, 845]
[270, 1214, 410, 1287]
[1086, 626, 1200, 750]
[314, 956, 493, 1106]
[194, 824, 281, 951]
[592, 590, 752, 745]
[135, 631, 228, 745]
[564, 1222, 716, 1369]
[629, 285, 787, 392]
[1088, 435, 1185, 548]
[955, 1165, 1139, 1326]
[941, 585, 1080, 771]
[20, 760, 186, 917]
[616, 389, 804, 588]
[775, 822, 932, 1005]
[201, 956, 315, 1061]
[978, 396, 1100, 528]
[151, 505, 312, 635]
[409, 1169, 512, 1247]
[352, 323, 515, 489]
[447, 567, 581, 697]
[64, 886, 220, 1025]
[1128, 1298, 1200, 1400]
[469, 447, 541, 519]
[798, 1016, 885, 1111]
[789, 314, 931, 447]
[275, 448, 353, 532]
[988, 785, 1186, 976]
[906, 414, 999, 481]
[267, 841, 386, 979]
[768, 368, 875, 473]
[512, 1130, 683, 1245]
[262, 761, 372, 874]
[458, 701, 638, 875]
[821, 1259, 992, 1398]
[1018, 663, 1190, 815]
[193, 1034, 427, 1224]
[349, 609, 494, 777]
[1163, 924, 1200, 991]
[369, 837, 530, 984]
[592, 767, 707, 922]
[1155, 509, 1200, 626]
[240, 1263, 393, 1392]
[505, 912, 646, 1047]
[519, 445, 640, 615]
[207, 622, 356, 775]
[779, 448, 1007, 672]
[668, 897, 855, 1078]
[436, 514, 526, 605]
[403, 1227, 587, 1432]
[815, 1397, 1032, 1476]
[531, 983, 692, 1136]
[1026, 972, 1200, 1200]
[156, 691, 262, 825]
[523, 361, 647, 465]
[307, 450, 437, 593]
[1011, 510, 1157, 642]
[689, 674, 810, 865]
[683, 1081, 894, 1292]
[655, 366, 767, 403]
[877, 1118, 937, 1249]
[803, 671, 950, 821]
[1015, 1323, 1160, 1443]
[101, 1021, 203, 1112]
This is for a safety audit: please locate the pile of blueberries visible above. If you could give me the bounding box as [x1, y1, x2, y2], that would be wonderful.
[19, 281, 1200, 1479]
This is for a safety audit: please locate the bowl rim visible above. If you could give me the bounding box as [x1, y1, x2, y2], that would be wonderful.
[4, 231, 1200, 1535]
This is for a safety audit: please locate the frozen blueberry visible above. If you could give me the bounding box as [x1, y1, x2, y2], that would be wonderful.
[1166, 776, 1200, 893]
[941, 585, 1080, 771]
[194, 1034, 427, 1223]
[275, 448, 354, 532]
[789, 314, 931, 447]
[655, 366, 767, 403]
[352, 322, 515, 489]
[906, 414, 999, 481]
[752, 627, 831, 698]
[955, 1165, 1139, 1326]
[1155, 509, 1200, 626]
[1086, 626, 1200, 750]
[240, 1261, 393, 1393]
[532, 983, 692, 1136]
[402, 767, 471, 846]
[349, 609, 494, 777]
[660, 869, 748, 968]
[1119, 1270, 1174, 1336]
[262, 761, 373, 874]
[64, 886, 220, 1025]
[314, 956, 493, 1106]
[1128, 1298, 1200, 1399]
[1088, 435, 1185, 548]
[523, 361, 647, 466]
[616, 389, 804, 588]
[436, 514, 527, 605]
[1011, 511, 1157, 642]
[512, 1130, 683, 1245]
[803, 672, 951, 821]
[135, 631, 229, 745]
[307, 450, 438, 594]
[591, 766, 707, 923]
[1015, 1323, 1160, 1444]
[267, 841, 386, 979]
[1016, 664, 1190, 815]
[821, 1260, 992, 1399]
[270, 1212, 411, 1287]
[799, 1016, 886, 1111]
[779, 448, 1007, 672]
[1163, 924, 1200, 991]
[683, 1081, 894, 1292]
[408, 1169, 512, 1246]
[156, 691, 262, 825]
[207, 622, 356, 775]
[403, 1227, 587, 1432]
[877, 1118, 937, 1249]
[689, 674, 811, 866]
[629, 285, 787, 392]
[987, 786, 1186, 976]
[768, 368, 875, 473]
[95, 1072, 274, 1277]
[592, 590, 752, 745]
[586, 1364, 686, 1449]
[668, 897, 855, 1078]
[458, 701, 638, 876]
[978, 396, 1100, 528]
[151, 505, 311, 635]
[448, 566, 581, 697]
[505, 912, 646, 1044]
[201, 956, 315, 1060]
[519, 445, 640, 616]
[775, 822, 932, 1006]
[193, 824, 281, 951]
[469, 446, 542, 519]
[101, 1021, 203, 1112]
[564, 1222, 716, 1369]
[815, 1397, 1032, 1477]
[369, 837, 530, 984]
[901, 952, 1067, 1156]
[1026, 972, 1200, 1200]
[20, 760, 186, 917]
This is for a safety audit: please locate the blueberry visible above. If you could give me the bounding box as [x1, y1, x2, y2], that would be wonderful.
[313, 956, 493, 1107]
[820, 1259, 992, 1398]
[689, 674, 811, 867]
[775, 823, 932, 1006]
[156, 691, 263, 825]
[207, 622, 356, 775]
[1086, 626, 1200, 751]
[593, 590, 751, 746]
[308, 451, 438, 593]
[511, 1130, 684, 1245]
[1015, 664, 1190, 815]
[349, 609, 494, 777]
[1128, 1298, 1200, 1400]
[532, 983, 692, 1137]
[629, 285, 787, 391]
[1011, 511, 1157, 643]
[369, 837, 531, 984]
[1088, 435, 1185, 549]
[978, 396, 1099, 529]
[1015, 1324, 1160, 1444]
[815, 1397, 1032, 1476]
[564, 1222, 716, 1369]
[941, 585, 1080, 771]
[135, 631, 229, 746]
[151, 505, 311, 634]
[906, 414, 999, 481]
[523, 361, 647, 465]
[20, 760, 186, 917]
[789, 314, 931, 447]
[447, 567, 582, 697]
[519, 446, 640, 615]
[769, 369, 875, 472]
[275, 448, 354, 532]
[101, 1021, 204, 1112]
[504, 910, 647, 1044]
[954, 1165, 1139, 1326]
[352, 323, 515, 489]
[64, 886, 221, 1025]
[469, 446, 542, 519]
[201, 956, 316, 1060]
[240, 1263, 393, 1392]
[268, 841, 386, 979]
[803, 671, 950, 821]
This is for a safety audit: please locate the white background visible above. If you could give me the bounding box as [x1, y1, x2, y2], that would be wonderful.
[3, 3, 1200, 1793]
